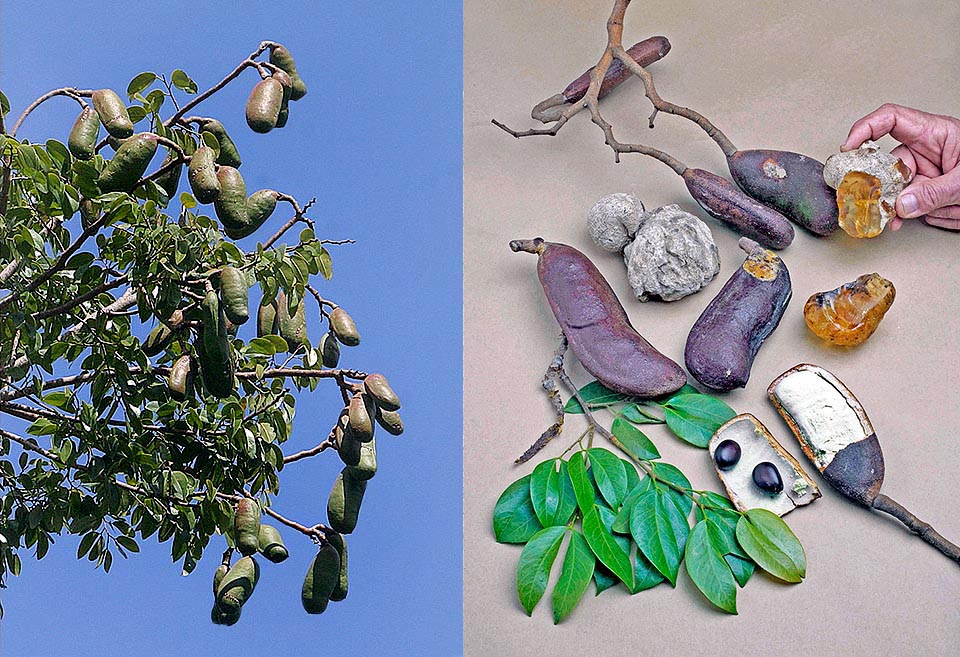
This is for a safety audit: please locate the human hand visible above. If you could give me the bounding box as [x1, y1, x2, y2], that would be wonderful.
[841, 104, 960, 230]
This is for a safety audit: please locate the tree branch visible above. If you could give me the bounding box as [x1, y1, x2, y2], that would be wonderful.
[872, 493, 960, 565]
[9, 87, 92, 138]
[516, 333, 568, 464]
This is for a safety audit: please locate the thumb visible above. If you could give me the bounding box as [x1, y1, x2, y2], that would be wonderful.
[897, 168, 960, 218]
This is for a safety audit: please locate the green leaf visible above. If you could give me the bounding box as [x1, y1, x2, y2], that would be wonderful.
[582, 505, 632, 589]
[663, 394, 737, 448]
[593, 566, 617, 595]
[685, 520, 738, 614]
[592, 505, 631, 595]
[621, 403, 664, 424]
[245, 337, 277, 357]
[171, 69, 198, 94]
[116, 536, 140, 553]
[494, 475, 542, 544]
[658, 383, 700, 402]
[0, 90, 9, 117]
[725, 554, 755, 587]
[563, 381, 626, 414]
[632, 550, 665, 593]
[611, 417, 660, 461]
[612, 476, 651, 534]
[649, 462, 693, 516]
[586, 448, 627, 508]
[317, 248, 333, 280]
[630, 489, 690, 586]
[567, 452, 595, 514]
[552, 530, 595, 623]
[516, 526, 566, 615]
[735, 508, 806, 583]
[529, 459, 576, 527]
[694, 499, 748, 560]
[127, 72, 157, 97]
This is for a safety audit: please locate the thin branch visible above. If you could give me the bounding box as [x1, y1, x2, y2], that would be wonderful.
[9, 87, 92, 138]
[872, 493, 960, 565]
[261, 196, 317, 249]
[234, 367, 367, 381]
[0, 260, 22, 287]
[516, 333, 568, 464]
[31, 275, 129, 320]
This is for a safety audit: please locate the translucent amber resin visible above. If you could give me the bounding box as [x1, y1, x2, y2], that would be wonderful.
[804, 273, 895, 346]
[837, 171, 886, 238]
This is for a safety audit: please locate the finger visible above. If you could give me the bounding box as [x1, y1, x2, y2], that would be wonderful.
[926, 204, 960, 220]
[888, 216, 903, 231]
[896, 167, 960, 218]
[841, 104, 927, 151]
[890, 145, 918, 177]
[923, 215, 960, 231]
[889, 145, 942, 180]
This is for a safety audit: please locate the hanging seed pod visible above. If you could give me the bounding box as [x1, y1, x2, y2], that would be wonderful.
[276, 291, 309, 351]
[213, 166, 248, 230]
[319, 332, 340, 368]
[106, 134, 130, 152]
[257, 524, 289, 563]
[91, 89, 134, 139]
[155, 150, 182, 199]
[213, 563, 229, 596]
[142, 323, 174, 356]
[196, 118, 242, 168]
[79, 199, 99, 230]
[348, 438, 377, 481]
[275, 106, 289, 129]
[269, 44, 307, 100]
[233, 498, 261, 556]
[245, 77, 284, 133]
[215, 555, 259, 614]
[188, 146, 221, 204]
[326, 533, 349, 602]
[218, 266, 249, 326]
[167, 354, 194, 401]
[67, 107, 100, 160]
[328, 307, 360, 346]
[375, 408, 404, 436]
[211, 604, 241, 626]
[97, 133, 159, 192]
[198, 290, 235, 398]
[245, 189, 278, 227]
[301, 542, 339, 614]
[348, 393, 375, 442]
[337, 420, 363, 468]
[364, 373, 400, 411]
[327, 468, 367, 535]
[257, 297, 279, 338]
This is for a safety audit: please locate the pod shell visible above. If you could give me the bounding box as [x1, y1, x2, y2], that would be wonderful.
[327, 468, 367, 535]
[257, 524, 289, 563]
[683, 168, 795, 250]
[155, 151, 182, 199]
[245, 78, 284, 133]
[234, 498, 261, 556]
[257, 297, 279, 338]
[516, 239, 686, 398]
[276, 291, 309, 351]
[68, 107, 100, 160]
[727, 149, 838, 236]
[348, 438, 377, 481]
[363, 373, 400, 411]
[214, 166, 248, 229]
[375, 408, 404, 436]
[215, 555, 259, 613]
[198, 118, 242, 168]
[188, 146, 221, 203]
[685, 238, 791, 391]
[269, 45, 307, 100]
[198, 291, 235, 399]
[301, 543, 340, 614]
[562, 36, 671, 103]
[219, 266, 250, 326]
[327, 533, 349, 602]
[168, 354, 194, 401]
[319, 332, 341, 368]
[97, 133, 158, 192]
[92, 89, 134, 139]
[329, 307, 360, 346]
[347, 393, 375, 442]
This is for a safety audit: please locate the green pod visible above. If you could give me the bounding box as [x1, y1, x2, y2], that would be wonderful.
[188, 146, 221, 204]
[246, 189, 278, 228]
[168, 354, 194, 401]
[198, 118, 242, 168]
[376, 408, 404, 436]
[348, 393, 375, 443]
[348, 437, 377, 481]
[198, 291, 234, 399]
[92, 89, 134, 139]
[215, 555, 259, 614]
[245, 78, 284, 133]
[272, 69, 293, 105]
[337, 426, 363, 467]
[234, 498, 261, 557]
[196, 336, 236, 399]
[275, 106, 289, 129]
[219, 266, 250, 326]
[79, 199, 99, 230]
[301, 543, 339, 614]
[277, 291, 309, 351]
[257, 297, 279, 338]
[67, 107, 100, 160]
[97, 133, 159, 193]
[269, 45, 307, 100]
[328, 307, 360, 346]
[211, 604, 241, 626]
[257, 524, 289, 563]
[155, 150, 182, 199]
[142, 323, 173, 356]
[214, 166, 248, 230]
[327, 468, 367, 535]
[326, 533, 349, 602]
[319, 332, 340, 368]
[213, 563, 229, 596]
[106, 134, 129, 152]
[363, 373, 400, 411]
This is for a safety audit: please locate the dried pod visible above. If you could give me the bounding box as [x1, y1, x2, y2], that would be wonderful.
[709, 414, 820, 516]
[233, 498, 261, 556]
[257, 524, 289, 563]
[685, 238, 791, 391]
[319, 332, 341, 368]
[768, 364, 884, 505]
[327, 468, 367, 535]
[562, 36, 671, 105]
[823, 141, 913, 238]
[587, 193, 644, 253]
[213, 166, 248, 230]
[196, 118, 242, 168]
[727, 150, 839, 236]
[348, 438, 377, 481]
[218, 266, 249, 326]
[215, 555, 259, 614]
[91, 89, 134, 139]
[326, 533, 349, 602]
[269, 44, 308, 101]
[622, 204, 720, 302]
[301, 543, 339, 614]
[188, 146, 221, 204]
[363, 374, 400, 411]
[97, 133, 158, 193]
[804, 274, 896, 346]
[375, 408, 404, 436]
[683, 168, 795, 250]
[245, 77, 284, 133]
[167, 354, 194, 401]
[329, 307, 360, 346]
[67, 107, 100, 160]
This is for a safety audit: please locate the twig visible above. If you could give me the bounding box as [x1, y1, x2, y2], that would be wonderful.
[261, 196, 316, 249]
[234, 367, 367, 381]
[9, 87, 92, 138]
[872, 493, 960, 565]
[31, 275, 129, 320]
[516, 333, 568, 464]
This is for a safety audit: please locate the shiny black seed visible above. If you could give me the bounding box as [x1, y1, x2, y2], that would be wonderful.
[752, 462, 783, 494]
[714, 439, 741, 470]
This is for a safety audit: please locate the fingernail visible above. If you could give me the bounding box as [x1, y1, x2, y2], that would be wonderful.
[899, 193, 918, 217]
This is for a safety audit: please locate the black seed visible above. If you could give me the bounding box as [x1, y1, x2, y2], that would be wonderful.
[714, 439, 741, 470]
[752, 462, 783, 494]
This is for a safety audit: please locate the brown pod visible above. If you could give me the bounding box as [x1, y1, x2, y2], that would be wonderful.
[245, 78, 284, 134]
[563, 36, 672, 104]
[683, 168, 795, 250]
[348, 393, 375, 442]
[727, 150, 838, 236]
[363, 374, 400, 411]
[510, 238, 686, 398]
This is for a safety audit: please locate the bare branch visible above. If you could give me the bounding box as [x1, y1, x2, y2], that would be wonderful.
[9, 87, 93, 138]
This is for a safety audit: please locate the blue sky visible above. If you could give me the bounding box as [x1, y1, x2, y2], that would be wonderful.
[0, 1, 462, 654]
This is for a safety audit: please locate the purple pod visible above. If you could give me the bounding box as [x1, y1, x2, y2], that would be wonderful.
[727, 150, 838, 236]
[562, 36, 672, 104]
[685, 238, 791, 392]
[511, 238, 687, 398]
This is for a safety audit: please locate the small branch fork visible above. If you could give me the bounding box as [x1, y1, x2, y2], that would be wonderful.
[515, 333, 569, 464]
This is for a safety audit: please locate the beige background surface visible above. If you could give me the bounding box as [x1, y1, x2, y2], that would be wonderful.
[464, 1, 960, 655]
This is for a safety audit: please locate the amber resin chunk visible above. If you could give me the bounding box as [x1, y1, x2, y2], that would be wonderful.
[837, 171, 885, 238]
[804, 273, 895, 346]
